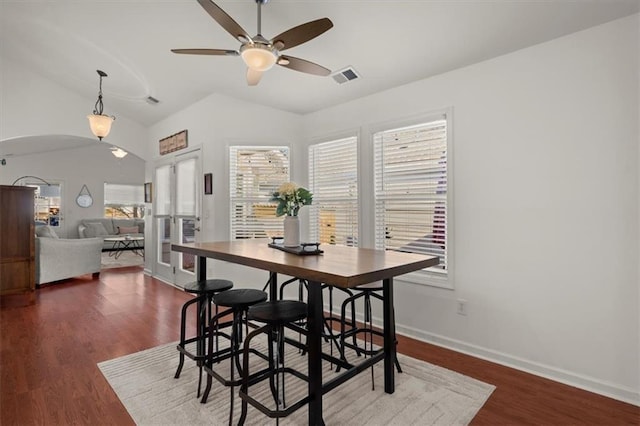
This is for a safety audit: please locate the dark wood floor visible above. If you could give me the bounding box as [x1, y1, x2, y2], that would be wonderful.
[1, 267, 638, 425]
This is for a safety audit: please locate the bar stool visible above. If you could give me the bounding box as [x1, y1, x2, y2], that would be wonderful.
[200, 288, 269, 424]
[278, 278, 354, 364]
[175, 279, 234, 396]
[238, 300, 309, 425]
[339, 283, 402, 390]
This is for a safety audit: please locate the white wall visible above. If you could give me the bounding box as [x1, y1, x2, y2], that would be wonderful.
[301, 15, 639, 404]
[1, 11, 637, 406]
[0, 144, 145, 238]
[147, 92, 304, 285]
[0, 60, 148, 160]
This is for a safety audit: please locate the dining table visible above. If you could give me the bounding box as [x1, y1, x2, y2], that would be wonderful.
[171, 239, 439, 425]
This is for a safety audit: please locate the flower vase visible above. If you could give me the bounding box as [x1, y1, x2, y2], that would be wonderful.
[283, 215, 300, 247]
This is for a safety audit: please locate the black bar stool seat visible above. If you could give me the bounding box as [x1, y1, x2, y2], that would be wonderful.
[248, 300, 308, 324]
[214, 288, 268, 309]
[184, 279, 234, 294]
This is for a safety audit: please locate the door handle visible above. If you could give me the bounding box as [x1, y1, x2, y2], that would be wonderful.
[194, 227, 201, 232]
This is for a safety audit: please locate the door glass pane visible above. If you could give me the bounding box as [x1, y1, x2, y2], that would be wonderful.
[158, 217, 171, 265]
[180, 218, 195, 273]
[176, 158, 196, 216]
[156, 165, 171, 216]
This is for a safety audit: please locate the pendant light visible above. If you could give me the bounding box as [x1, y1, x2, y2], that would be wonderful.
[87, 70, 115, 140]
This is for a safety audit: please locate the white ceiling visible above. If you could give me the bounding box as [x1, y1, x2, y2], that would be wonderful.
[1, 0, 638, 128]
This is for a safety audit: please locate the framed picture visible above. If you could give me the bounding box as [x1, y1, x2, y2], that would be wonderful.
[159, 129, 188, 155]
[204, 173, 213, 195]
[144, 182, 153, 203]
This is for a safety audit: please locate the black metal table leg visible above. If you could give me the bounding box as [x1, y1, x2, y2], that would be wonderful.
[196, 256, 207, 396]
[307, 280, 325, 425]
[383, 277, 395, 394]
[269, 271, 277, 301]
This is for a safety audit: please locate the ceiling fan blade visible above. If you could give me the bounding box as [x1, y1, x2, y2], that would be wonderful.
[278, 56, 331, 76]
[197, 0, 250, 42]
[271, 18, 333, 51]
[247, 68, 263, 86]
[171, 48, 239, 56]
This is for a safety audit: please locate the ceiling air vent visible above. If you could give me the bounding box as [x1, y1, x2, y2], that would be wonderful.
[332, 67, 360, 84]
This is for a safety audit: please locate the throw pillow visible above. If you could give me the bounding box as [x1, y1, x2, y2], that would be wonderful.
[118, 226, 139, 234]
[35, 225, 59, 238]
[84, 222, 109, 238]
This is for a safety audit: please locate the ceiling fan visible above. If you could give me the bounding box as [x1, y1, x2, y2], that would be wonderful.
[172, 0, 334, 86]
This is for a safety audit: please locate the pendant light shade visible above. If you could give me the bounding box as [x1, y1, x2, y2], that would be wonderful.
[88, 114, 114, 139]
[88, 70, 115, 140]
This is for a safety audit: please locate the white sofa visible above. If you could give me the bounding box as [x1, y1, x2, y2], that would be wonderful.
[35, 226, 103, 285]
[78, 218, 145, 251]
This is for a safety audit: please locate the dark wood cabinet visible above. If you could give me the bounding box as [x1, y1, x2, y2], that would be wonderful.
[0, 185, 36, 302]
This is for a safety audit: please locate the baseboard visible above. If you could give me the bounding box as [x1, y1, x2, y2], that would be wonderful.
[395, 322, 640, 407]
[324, 301, 639, 406]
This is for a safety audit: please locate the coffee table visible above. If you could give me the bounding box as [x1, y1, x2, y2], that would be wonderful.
[104, 236, 144, 260]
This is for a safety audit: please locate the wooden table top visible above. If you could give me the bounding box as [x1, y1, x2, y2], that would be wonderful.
[172, 239, 439, 288]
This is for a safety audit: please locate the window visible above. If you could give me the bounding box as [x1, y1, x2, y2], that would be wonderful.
[309, 136, 358, 246]
[373, 114, 450, 285]
[29, 183, 61, 226]
[230, 146, 290, 240]
[104, 183, 144, 218]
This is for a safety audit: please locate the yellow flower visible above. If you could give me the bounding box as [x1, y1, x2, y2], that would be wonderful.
[278, 182, 298, 196]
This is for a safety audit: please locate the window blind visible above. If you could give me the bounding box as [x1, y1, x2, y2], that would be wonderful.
[104, 183, 144, 205]
[155, 165, 171, 216]
[175, 158, 197, 216]
[373, 118, 448, 274]
[230, 146, 290, 240]
[309, 136, 358, 246]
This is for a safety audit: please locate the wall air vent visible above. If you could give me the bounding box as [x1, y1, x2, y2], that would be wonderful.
[146, 96, 160, 105]
[332, 66, 360, 84]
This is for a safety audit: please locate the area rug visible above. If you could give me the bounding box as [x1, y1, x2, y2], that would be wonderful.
[98, 336, 495, 425]
[101, 250, 144, 269]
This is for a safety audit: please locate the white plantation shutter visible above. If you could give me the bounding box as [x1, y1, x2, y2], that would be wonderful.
[374, 117, 448, 276]
[309, 136, 358, 246]
[230, 146, 290, 240]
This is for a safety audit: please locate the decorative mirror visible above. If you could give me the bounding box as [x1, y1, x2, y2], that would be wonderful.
[76, 184, 93, 208]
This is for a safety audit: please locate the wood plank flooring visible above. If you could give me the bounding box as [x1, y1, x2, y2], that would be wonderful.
[1, 267, 638, 425]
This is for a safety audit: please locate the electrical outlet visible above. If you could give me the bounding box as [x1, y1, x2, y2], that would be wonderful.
[456, 299, 467, 316]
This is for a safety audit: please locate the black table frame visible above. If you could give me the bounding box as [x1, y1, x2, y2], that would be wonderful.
[174, 241, 438, 426]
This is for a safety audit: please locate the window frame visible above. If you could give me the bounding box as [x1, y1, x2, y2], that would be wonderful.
[103, 182, 145, 219]
[372, 109, 454, 289]
[308, 135, 359, 247]
[229, 145, 291, 241]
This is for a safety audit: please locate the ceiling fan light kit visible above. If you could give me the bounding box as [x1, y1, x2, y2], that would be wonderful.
[240, 43, 277, 72]
[172, 0, 333, 86]
[87, 69, 115, 140]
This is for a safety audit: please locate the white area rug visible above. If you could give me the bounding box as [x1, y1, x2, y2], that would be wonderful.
[101, 250, 144, 269]
[99, 336, 495, 425]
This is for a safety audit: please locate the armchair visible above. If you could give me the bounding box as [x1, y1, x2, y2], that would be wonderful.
[35, 234, 103, 285]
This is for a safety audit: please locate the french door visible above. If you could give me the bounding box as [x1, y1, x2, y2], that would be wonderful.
[154, 150, 201, 287]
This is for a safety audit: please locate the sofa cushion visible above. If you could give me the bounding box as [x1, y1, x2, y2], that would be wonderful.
[35, 225, 59, 238]
[80, 218, 115, 235]
[117, 225, 139, 234]
[84, 222, 109, 238]
[113, 219, 143, 234]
